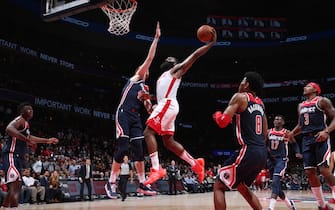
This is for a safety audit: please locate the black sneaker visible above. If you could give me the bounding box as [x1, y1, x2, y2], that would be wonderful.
[289, 200, 296, 210]
[137, 183, 157, 196]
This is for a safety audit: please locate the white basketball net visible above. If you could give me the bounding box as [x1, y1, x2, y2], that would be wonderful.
[101, 0, 137, 36]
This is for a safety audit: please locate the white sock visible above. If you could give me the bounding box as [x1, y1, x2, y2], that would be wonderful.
[109, 172, 117, 184]
[150, 152, 159, 171]
[268, 198, 276, 210]
[311, 186, 326, 208]
[331, 185, 335, 198]
[180, 150, 196, 166]
[138, 172, 145, 183]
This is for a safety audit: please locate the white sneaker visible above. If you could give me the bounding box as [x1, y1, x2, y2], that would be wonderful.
[105, 182, 118, 199]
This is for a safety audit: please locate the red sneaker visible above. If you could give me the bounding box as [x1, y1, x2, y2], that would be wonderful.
[319, 203, 334, 210]
[321, 204, 334, 210]
[191, 158, 205, 183]
[329, 198, 335, 204]
[144, 165, 166, 185]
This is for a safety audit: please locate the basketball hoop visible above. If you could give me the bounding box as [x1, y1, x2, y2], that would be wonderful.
[101, 0, 137, 36]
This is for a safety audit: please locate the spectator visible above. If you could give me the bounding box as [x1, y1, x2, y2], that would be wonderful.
[22, 168, 45, 204]
[68, 159, 80, 178]
[0, 169, 8, 206]
[19, 184, 32, 206]
[183, 173, 199, 193]
[49, 170, 63, 203]
[42, 156, 51, 174]
[290, 177, 301, 190]
[22, 153, 32, 170]
[301, 176, 309, 190]
[32, 156, 43, 175]
[39, 170, 50, 203]
[213, 164, 221, 176]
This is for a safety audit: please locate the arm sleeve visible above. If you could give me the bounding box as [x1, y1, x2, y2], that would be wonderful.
[128, 163, 133, 170]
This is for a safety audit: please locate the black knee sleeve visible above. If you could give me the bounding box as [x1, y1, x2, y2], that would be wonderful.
[114, 137, 129, 163]
[130, 138, 144, 161]
[272, 175, 281, 196]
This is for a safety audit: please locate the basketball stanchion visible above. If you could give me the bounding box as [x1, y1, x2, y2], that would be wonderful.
[100, 0, 137, 36]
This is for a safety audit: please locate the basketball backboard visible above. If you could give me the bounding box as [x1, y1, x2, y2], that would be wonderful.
[41, 0, 113, 22]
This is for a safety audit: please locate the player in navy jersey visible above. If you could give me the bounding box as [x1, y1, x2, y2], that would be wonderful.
[1, 102, 58, 208]
[267, 114, 301, 210]
[287, 82, 335, 210]
[104, 22, 160, 199]
[212, 71, 267, 210]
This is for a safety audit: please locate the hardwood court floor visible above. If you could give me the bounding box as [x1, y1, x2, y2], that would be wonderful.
[20, 190, 335, 210]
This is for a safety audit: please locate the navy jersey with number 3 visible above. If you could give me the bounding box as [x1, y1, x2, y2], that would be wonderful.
[299, 96, 326, 134]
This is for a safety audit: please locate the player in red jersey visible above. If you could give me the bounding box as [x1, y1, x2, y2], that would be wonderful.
[143, 27, 217, 186]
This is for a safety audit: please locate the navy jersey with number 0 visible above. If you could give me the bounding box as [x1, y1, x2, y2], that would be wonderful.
[233, 93, 265, 146]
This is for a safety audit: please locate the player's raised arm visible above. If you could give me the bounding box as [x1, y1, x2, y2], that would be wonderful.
[134, 21, 161, 80]
[172, 26, 217, 78]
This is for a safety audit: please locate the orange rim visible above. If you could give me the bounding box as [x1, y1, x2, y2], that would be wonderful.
[101, 0, 137, 13]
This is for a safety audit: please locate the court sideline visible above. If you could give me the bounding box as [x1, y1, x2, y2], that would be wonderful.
[18, 190, 335, 210]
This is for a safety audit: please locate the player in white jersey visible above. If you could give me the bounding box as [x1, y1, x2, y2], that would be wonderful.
[143, 28, 217, 186]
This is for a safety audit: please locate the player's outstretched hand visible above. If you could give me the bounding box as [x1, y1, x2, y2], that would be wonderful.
[155, 21, 161, 39]
[48, 137, 59, 144]
[210, 27, 217, 43]
[285, 132, 294, 142]
[315, 130, 329, 142]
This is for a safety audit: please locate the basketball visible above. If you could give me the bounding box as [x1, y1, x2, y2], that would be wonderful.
[197, 25, 214, 43]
